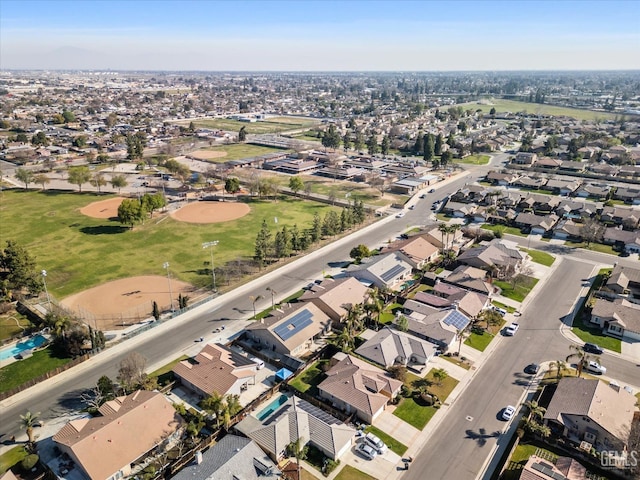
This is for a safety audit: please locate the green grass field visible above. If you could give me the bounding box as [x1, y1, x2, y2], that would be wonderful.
[0, 446, 28, 475]
[464, 330, 495, 352]
[0, 312, 32, 342]
[481, 224, 528, 237]
[363, 425, 408, 456]
[194, 144, 289, 163]
[178, 117, 319, 134]
[288, 359, 327, 395]
[493, 277, 539, 303]
[334, 466, 377, 480]
[0, 190, 340, 298]
[465, 99, 624, 122]
[519, 248, 556, 266]
[0, 348, 72, 394]
[454, 154, 490, 165]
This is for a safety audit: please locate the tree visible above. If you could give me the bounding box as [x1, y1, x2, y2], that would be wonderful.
[310, 212, 322, 242]
[364, 287, 385, 330]
[321, 124, 340, 150]
[354, 131, 365, 152]
[15, 168, 34, 189]
[97, 375, 115, 401]
[117, 198, 146, 229]
[67, 166, 92, 192]
[388, 365, 407, 382]
[201, 391, 225, 426]
[381, 135, 390, 156]
[322, 211, 340, 237]
[105, 112, 118, 128]
[423, 133, 435, 162]
[0, 240, 43, 297]
[110, 174, 128, 193]
[31, 173, 49, 191]
[254, 220, 272, 268]
[72, 135, 87, 148]
[446, 132, 456, 147]
[366, 134, 378, 155]
[90, 173, 107, 193]
[434, 133, 444, 156]
[432, 368, 448, 386]
[224, 177, 241, 197]
[580, 218, 605, 248]
[456, 327, 470, 355]
[349, 244, 371, 263]
[31, 131, 49, 146]
[342, 133, 352, 152]
[140, 192, 166, 217]
[238, 126, 247, 142]
[523, 400, 546, 422]
[396, 314, 409, 332]
[20, 411, 40, 444]
[274, 225, 292, 258]
[440, 150, 453, 167]
[489, 107, 496, 116]
[62, 110, 76, 123]
[117, 352, 147, 392]
[566, 345, 598, 378]
[288, 176, 304, 195]
[552, 360, 566, 380]
[478, 309, 503, 330]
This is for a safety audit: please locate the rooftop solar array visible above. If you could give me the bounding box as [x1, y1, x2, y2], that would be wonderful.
[380, 264, 406, 282]
[296, 398, 342, 425]
[531, 462, 567, 480]
[443, 310, 471, 330]
[273, 309, 313, 341]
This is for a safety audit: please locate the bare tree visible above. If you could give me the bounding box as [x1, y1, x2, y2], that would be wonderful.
[117, 352, 148, 392]
[579, 218, 605, 248]
[81, 385, 105, 410]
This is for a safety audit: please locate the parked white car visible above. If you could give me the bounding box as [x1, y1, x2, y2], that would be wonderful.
[502, 405, 516, 421]
[583, 360, 606, 375]
[505, 323, 519, 336]
[356, 443, 377, 460]
[364, 432, 388, 455]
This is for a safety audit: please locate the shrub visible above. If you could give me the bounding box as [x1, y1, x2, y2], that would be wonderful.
[323, 459, 340, 476]
[21, 454, 39, 471]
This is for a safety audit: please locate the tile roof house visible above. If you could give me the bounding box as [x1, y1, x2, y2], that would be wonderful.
[244, 302, 331, 357]
[344, 252, 413, 291]
[318, 353, 403, 423]
[600, 207, 640, 229]
[590, 298, 640, 342]
[412, 290, 489, 319]
[380, 236, 440, 269]
[574, 183, 610, 200]
[169, 434, 280, 480]
[235, 395, 355, 461]
[173, 343, 258, 399]
[457, 240, 526, 272]
[604, 264, 640, 301]
[519, 455, 587, 480]
[53, 390, 184, 480]
[355, 326, 439, 369]
[613, 187, 640, 205]
[440, 265, 494, 296]
[602, 228, 640, 254]
[400, 303, 472, 350]
[514, 213, 560, 234]
[299, 277, 369, 322]
[543, 378, 637, 452]
[421, 224, 465, 251]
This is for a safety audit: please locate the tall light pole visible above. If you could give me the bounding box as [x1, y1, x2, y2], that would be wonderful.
[163, 262, 174, 312]
[41, 270, 51, 310]
[202, 241, 219, 291]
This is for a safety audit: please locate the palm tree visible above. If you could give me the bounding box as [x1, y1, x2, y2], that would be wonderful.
[552, 360, 566, 380]
[437, 223, 449, 256]
[456, 327, 470, 355]
[365, 287, 385, 330]
[432, 368, 448, 386]
[20, 411, 40, 444]
[523, 400, 546, 422]
[54, 315, 72, 340]
[201, 392, 224, 427]
[566, 345, 598, 378]
[249, 295, 264, 319]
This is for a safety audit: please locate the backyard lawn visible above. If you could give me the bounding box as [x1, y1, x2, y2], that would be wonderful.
[493, 277, 539, 303]
[288, 359, 327, 395]
[334, 465, 378, 480]
[0, 347, 72, 394]
[0, 312, 32, 342]
[364, 425, 408, 456]
[519, 248, 555, 267]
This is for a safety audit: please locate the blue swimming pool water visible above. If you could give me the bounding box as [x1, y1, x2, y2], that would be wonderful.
[0, 334, 48, 362]
[257, 394, 289, 421]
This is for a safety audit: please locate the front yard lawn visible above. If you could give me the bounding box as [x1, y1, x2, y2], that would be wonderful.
[439, 354, 472, 370]
[464, 330, 494, 352]
[0, 347, 72, 394]
[454, 154, 490, 165]
[571, 316, 621, 353]
[565, 241, 618, 255]
[0, 446, 28, 475]
[519, 248, 555, 266]
[148, 355, 189, 385]
[334, 465, 378, 480]
[288, 360, 328, 395]
[364, 425, 408, 456]
[493, 277, 538, 303]
[481, 224, 528, 237]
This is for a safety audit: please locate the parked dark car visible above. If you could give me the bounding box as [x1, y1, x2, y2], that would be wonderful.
[524, 363, 540, 374]
[583, 343, 604, 355]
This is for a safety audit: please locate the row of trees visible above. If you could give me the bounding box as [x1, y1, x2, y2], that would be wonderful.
[254, 200, 367, 268]
[14, 167, 129, 193]
[117, 192, 167, 228]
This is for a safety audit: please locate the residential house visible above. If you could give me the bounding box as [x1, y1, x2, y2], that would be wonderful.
[235, 395, 355, 461]
[440, 265, 494, 297]
[344, 252, 414, 291]
[172, 343, 258, 399]
[588, 162, 618, 177]
[318, 353, 403, 423]
[558, 161, 586, 174]
[513, 152, 538, 165]
[421, 224, 465, 252]
[486, 171, 518, 186]
[604, 264, 640, 304]
[600, 207, 640, 229]
[574, 183, 610, 200]
[543, 378, 637, 453]
[602, 227, 640, 254]
[555, 200, 599, 220]
[457, 239, 526, 274]
[513, 176, 548, 189]
[442, 201, 477, 218]
[354, 326, 439, 369]
[544, 178, 582, 196]
[590, 298, 640, 341]
[170, 434, 280, 480]
[613, 187, 640, 205]
[400, 301, 472, 350]
[53, 390, 184, 480]
[243, 302, 331, 357]
[552, 219, 583, 241]
[380, 236, 440, 269]
[520, 455, 587, 480]
[514, 212, 560, 235]
[535, 157, 563, 170]
[299, 277, 369, 323]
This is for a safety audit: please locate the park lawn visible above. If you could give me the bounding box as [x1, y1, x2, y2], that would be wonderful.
[463, 99, 623, 122]
[334, 465, 378, 480]
[0, 312, 32, 342]
[493, 277, 538, 303]
[364, 426, 408, 456]
[0, 190, 340, 298]
[453, 154, 490, 165]
[293, 132, 323, 142]
[0, 445, 28, 475]
[481, 224, 527, 237]
[565, 241, 618, 256]
[198, 144, 289, 163]
[0, 347, 72, 394]
[464, 330, 495, 352]
[289, 359, 327, 395]
[519, 248, 555, 266]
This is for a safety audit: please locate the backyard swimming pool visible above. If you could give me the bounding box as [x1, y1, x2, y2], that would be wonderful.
[0, 334, 49, 362]
[257, 394, 289, 421]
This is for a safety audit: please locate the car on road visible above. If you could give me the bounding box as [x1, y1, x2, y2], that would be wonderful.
[396, 212, 405, 218]
[505, 323, 519, 336]
[583, 360, 606, 375]
[419, 194, 426, 199]
[502, 405, 516, 421]
[583, 343, 604, 355]
[364, 432, 388, 454]
[409, 205, 415, 210]
[356, 443, 377, 460]
[428, 188, 435, 193]
[524, 363, 540, 374]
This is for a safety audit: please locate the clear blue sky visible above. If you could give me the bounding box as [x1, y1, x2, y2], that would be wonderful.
[1, 0, 639, 70]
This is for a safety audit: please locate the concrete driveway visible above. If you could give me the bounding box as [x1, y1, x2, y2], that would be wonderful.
[621, 338, 640, 364]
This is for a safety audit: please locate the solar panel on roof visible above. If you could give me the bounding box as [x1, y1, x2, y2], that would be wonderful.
[443, 310, 470, 330]
[273, 309, 314, 341]
[531, 463, 567, 480]
[295, 398, 341, 425]
[380, 264, 406, 282]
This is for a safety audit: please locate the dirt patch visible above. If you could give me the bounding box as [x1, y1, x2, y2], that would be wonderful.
[188, 150, 228, 160]
[171, 201, 250, 223]
[80, 197, 125, 219]
[61, 276, 196, 331]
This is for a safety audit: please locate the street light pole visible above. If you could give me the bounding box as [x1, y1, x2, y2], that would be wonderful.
[41, 270, 51, 310]
[163, 262, 174, 312]
[202, 241, 219, 291]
